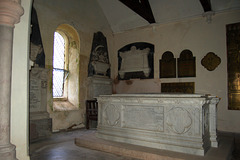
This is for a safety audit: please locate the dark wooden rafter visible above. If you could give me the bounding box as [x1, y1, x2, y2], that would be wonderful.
[199, 0, 212, 12]
[119, 0, 155, 24]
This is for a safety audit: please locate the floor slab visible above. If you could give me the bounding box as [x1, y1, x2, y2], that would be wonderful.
[75, 131, 234, 160]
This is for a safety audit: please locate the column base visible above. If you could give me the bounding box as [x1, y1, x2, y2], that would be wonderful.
[0, 143, 17, 160]
[210, 135, 219, 148]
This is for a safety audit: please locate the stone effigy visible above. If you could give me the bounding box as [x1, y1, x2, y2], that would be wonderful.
[97, 94, 219, 156]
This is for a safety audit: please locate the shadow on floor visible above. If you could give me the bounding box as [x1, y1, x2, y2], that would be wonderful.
[232, 133, 240, 160]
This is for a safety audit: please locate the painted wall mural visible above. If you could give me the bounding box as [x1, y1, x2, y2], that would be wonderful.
[118, 42, 154, 80]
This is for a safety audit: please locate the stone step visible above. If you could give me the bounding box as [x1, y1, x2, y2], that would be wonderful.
[75, 131, 234, 160]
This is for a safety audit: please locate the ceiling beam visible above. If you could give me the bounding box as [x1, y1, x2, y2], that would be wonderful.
[119, 0, 156, 24]
[199, 0, 212, 12]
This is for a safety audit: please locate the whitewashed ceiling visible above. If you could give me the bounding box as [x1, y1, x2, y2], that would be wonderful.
[97, 0, 240, 33]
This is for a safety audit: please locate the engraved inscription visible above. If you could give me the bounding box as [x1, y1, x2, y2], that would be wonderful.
[30, 78, 41, 109]
[123, 105, 164, 131]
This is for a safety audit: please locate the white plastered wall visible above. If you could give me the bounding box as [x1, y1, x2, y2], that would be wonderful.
[11, 0, 32, 159]
[34, 0, 113, 131]
[112, 10, 240, 133]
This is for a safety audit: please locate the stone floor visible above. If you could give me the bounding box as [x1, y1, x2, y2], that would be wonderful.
[30, 129, 137, 160]
[232, 132, 240, 160]
[30, 129, 240, 160]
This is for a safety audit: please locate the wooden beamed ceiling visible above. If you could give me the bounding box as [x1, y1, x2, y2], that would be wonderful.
[119, 0, 212, 24]
[199, 0, 212, 12]
[119, 0, 155, 24]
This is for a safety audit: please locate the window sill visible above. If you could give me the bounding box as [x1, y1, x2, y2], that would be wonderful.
[53, 100, 78, 111]
[53, 97, 68, 101]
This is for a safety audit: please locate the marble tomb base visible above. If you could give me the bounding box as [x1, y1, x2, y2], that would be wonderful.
[96, 94, 219, 156]
[75, 130, 233, 160]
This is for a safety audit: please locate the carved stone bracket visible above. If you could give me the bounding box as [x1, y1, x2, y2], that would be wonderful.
[202, 11, 215, 24]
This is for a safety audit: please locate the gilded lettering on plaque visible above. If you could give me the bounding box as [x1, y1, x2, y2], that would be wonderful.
[160, 51, 176, 78]
[227, 22, 240, 110]
[177, 50, 196, 77]
[161, 82, 195, 94]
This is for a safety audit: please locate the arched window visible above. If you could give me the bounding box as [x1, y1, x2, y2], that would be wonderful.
[52, 31, 68, 98]
[52, 24, 80, 111]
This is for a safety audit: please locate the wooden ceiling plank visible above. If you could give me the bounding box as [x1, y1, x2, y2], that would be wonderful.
[199, 0, 212, 12]
[119, 0, 155, 24]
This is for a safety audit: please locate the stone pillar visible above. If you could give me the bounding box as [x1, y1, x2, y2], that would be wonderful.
[208, 96, 220, 148]
[0, 0, 24, 160]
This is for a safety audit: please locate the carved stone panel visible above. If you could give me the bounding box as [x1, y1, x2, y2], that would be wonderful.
[30, 78, 41, 109]
[160, 51, 176, 78]
[87, 76, 112, 99]
[177, 49, 196, 77]
[118, 42, 154, 80]
[226, 22, 240, 110]
[30, 68, 48, 112]
[122, 105, 164, 131]
[103, 104, 121, 127]
[166, 107, 192, 134]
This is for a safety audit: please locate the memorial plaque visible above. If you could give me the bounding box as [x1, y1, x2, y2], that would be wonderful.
[88, 32, 110, 77]
[227, 22, 240, 110]
[160, 51, 176, 78]
[178, 50, 196, 77]
[30, 78, 41, 109]
[29, 68, 48, 112]
[201, 52, 221, 71]
[161, 82, 195, 93]
[118, 42, 154, 80]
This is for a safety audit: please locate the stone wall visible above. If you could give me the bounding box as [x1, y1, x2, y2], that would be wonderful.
[112, 10, 240, 133]
[34, 0, 113, 131]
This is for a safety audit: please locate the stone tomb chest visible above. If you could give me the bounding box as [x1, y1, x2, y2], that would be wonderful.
[97, 94, 219, 156]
